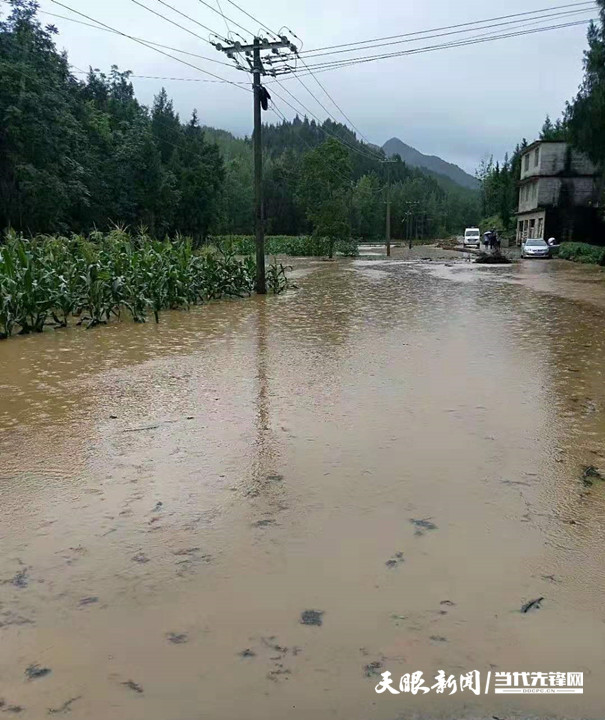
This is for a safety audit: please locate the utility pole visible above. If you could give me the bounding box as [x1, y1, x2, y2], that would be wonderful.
[382, 160, 396, 257]
[252, 41, 264, 294]
[216, 34, 295, 294]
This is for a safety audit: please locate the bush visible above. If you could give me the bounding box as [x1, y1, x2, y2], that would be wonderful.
[558, 242, 605, 265]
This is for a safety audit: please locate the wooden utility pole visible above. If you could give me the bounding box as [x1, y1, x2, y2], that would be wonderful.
[385, 162, 392, 257]
[252, 41, 265, 294]
[216, 34, 295, 294]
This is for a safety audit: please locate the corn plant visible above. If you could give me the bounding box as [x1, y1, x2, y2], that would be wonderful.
[0, 230, 288, 338]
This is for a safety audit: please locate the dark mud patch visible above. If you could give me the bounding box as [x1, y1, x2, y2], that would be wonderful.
[521, 597, 544, 613]
[300, 610, 324, 626]
[47, 696, 81, 714]
[385, 552, 405, 568]
[121, 680, 143, 694]
[25, 664, 51, 680]
[166, 632, 188, 644]
[410, 518, 438, 536]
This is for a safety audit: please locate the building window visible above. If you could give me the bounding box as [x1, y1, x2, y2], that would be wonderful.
[524, 154, 530, 172]
[537, 217, 544, 237]
[529, 219, 536, 238]
[534, 148, 540, 167]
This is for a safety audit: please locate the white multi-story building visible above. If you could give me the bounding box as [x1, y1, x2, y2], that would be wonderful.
[516, 141, 598, 244]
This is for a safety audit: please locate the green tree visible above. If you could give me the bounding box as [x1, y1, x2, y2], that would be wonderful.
[298, 138, 352, 257]
[567, 1, 605, 167]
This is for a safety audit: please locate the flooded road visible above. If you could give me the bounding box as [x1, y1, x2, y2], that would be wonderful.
[1, 251, 605, 719]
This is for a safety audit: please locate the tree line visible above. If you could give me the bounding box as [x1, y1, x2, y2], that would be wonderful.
[1, 0, 480, 244]
[478, 0, 605, 236]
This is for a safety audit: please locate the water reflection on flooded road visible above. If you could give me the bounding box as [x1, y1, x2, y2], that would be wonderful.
[1, 253, 605, 719]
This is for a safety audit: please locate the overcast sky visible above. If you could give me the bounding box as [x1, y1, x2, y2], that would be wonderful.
[29, 0, 595, 173]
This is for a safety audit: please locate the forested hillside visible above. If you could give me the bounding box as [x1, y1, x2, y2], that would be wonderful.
[478, 0, 605, 238]
[0, 0, 480, 243]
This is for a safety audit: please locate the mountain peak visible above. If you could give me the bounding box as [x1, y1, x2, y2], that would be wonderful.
[382, 138, 479, 190]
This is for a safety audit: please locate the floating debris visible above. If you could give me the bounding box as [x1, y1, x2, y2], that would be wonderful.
[581, 466, 603, 486]
[521, 597, 544, 613]
[364, 661, 383, 678]
[410, 518, 438, 536]
[239, 648, 256, 658]
[300, 610, 324, 626]
[121, 680, 143, 694]
[385, 551, 405, 568]
[79, 597, 99, 606]
[25, 664, 51, 680]
[48, 696, 82, 714]
[252, 519, 276, 528]
[474, 251, 512, 264]
[3, 568, 30, 589]
[166, 632, 188, 645]
[0, 699, 24, 713]
[131, 553, 150, 564]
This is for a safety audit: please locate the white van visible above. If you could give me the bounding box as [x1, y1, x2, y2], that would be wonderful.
[463, 227, 481, 247]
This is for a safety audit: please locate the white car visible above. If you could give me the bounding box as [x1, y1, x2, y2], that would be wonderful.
[521, 238, 551, 259]
[463, 228, 481, 247]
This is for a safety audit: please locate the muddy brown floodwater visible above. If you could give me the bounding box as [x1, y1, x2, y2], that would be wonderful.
[1, 250, 605, 720]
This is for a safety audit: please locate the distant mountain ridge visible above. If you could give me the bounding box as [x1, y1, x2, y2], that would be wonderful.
[382, 137, 479, 190]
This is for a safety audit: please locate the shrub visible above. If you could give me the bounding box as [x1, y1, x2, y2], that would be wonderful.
[558, 242, 605, 265]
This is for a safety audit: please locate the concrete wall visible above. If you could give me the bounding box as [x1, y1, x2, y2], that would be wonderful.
[519, 142, 597, 181]
[517, 177, 597, 214]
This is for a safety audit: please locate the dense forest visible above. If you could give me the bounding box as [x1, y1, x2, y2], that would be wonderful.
[0, 0, 480, 244]
[479, 0, 605, 236]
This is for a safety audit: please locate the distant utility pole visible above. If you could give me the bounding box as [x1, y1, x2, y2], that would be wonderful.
[404, 200, 420, 249]
[216, 34, 295, 294]
[382, 160, 397, 257]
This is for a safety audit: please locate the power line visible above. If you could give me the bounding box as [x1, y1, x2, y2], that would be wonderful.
[285, 71, 382, 161]
[268, 97, 355, 186]
[71, 68, 248, 84]
[293, 50, 376, 149]
[26, 9, 237, 68]
[296, 0, 595, 56]
[49, 0, 251, 90]
[190, 0, 254, 37]
[215, 0, 232, 38]
[277, 17, 594, 75]
[223, 0, 279, 38]
[270, 81, 383, 163]
[129, 0, 225, 44]
[294, 5, 595, 61]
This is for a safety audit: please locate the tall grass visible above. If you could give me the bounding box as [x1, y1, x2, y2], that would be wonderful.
[212, 235, 359, 257]
[0, 230, 289, 339]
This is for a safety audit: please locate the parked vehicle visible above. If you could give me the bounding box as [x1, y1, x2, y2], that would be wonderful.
[521, 238, 551, 258]
[464, 227, 481, 247]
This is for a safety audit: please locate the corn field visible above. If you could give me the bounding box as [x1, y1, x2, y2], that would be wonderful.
[0, 230, 290, 339]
